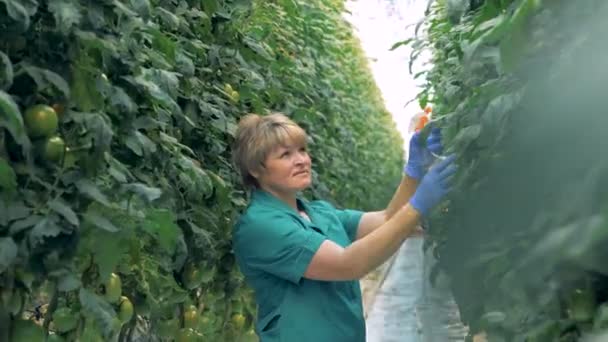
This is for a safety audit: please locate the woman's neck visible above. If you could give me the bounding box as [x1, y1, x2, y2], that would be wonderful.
[261, 187, 298, 211]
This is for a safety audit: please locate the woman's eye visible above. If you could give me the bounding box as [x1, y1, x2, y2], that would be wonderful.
[281, 151, 290, 158]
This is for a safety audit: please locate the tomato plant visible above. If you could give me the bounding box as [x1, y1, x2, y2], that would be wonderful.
[0, 0, 403, 340]
[400, 0, 608, 340]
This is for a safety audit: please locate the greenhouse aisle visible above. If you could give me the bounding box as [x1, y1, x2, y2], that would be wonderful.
[365, 237, 468, 342]
[344, 1, 470, 340]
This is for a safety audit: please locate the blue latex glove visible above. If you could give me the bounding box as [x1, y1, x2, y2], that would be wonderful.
[404, 127, 444, 180]
[427, 127, 443, 156]
[409, 154, 457, 216]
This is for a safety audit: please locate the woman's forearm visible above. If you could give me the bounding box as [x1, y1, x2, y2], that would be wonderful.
[354, 175, 420, 240]
[384, 175, 419, 219]
[342, 203, 421, 278]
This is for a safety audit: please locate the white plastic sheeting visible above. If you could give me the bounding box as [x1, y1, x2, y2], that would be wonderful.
[365, 237, 468, 342]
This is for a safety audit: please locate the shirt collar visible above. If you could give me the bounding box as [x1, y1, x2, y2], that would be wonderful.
[251, 189, 302, 213]
[251, 189, 327, 234]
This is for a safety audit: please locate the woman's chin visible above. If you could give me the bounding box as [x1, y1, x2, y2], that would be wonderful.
[296, 179, 312, 191]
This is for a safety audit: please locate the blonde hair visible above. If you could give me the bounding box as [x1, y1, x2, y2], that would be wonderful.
[232, 112, 308, 189]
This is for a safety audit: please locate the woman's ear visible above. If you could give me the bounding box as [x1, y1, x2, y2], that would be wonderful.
[249, 166, 262, 179]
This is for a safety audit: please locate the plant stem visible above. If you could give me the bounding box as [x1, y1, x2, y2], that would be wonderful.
[42, 281, 58, 335]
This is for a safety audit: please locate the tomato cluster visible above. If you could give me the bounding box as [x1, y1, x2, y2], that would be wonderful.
[23, 104, 67, 164]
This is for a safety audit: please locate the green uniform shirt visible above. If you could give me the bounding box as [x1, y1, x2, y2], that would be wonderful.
[232, 189, 366, 342]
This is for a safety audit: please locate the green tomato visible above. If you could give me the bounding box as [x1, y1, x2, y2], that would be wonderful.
[157, 318, 179, 338]
[524, 320, 559, 342]
[10, 319, 45, 342]
[175, 328, 203, 342]
[118, 296, 134, 323]
[81, 320, 105, 342]
[47, 333, 66, 342]
[593, 303, 608, 330]
[40, 136, 66, 163]
[568, 288, 596, 322]
[183, 305, 199, 329]
[232, 313, 246, 330]
[52, 307, 79, 333]
[8, 289, 23, 316]
[104, 273, 122, 304]
[24, 104, 58, 138]
[182, 262, 204, 290]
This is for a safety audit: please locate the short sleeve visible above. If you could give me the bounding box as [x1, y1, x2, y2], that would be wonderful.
[334, 208, 364, 242]
[312, 201, 364, 242]
[233, 212, 326, 284]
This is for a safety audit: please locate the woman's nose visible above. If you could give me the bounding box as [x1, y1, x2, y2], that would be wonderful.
[294, 151, 309, 164]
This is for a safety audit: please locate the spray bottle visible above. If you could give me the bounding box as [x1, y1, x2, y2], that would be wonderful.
[408, 106, 446, 165]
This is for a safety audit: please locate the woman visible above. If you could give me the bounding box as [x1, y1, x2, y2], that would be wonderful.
[231, 112, 457, 341]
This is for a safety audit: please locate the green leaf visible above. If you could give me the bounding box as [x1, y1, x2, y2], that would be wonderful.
[70, 54, 103, 111]
[0, 51, 14, 90]
[106, 156, 131, 183]
[144, 68, 180, 99]
[479, 91, 523, 145]
[110, 0, 137, 16]
[446, 0, 468, 23]
[109, 86, 136, 113]
[79, 288, 120, 338]
[201, 0, 219, 14]
[242, 36, 273, 60]
[159, 132, 195, 155]
[74, 30, 118, 56]
[208, 171, 227, 196]
[88, 114, 114, 153]
[147, 28, 177, 63]
[0, 237, 18, 274]
[184, 220, 213, 249]
[137, 131, 157, 154]
[447, 124, 482, 153]
[176, 52, 195, 77]
[124, 135, 143, 156]
[142, 209, 179, 253]
[0, 90, 31, 150]
[48, 0, 82, 33]
[123, 183, 161, 202]
[29, 217, 62, 247]
[126, 72, 180, 113]
[9, 214, 43, 235]
[22, 64, 71, 98]
[130, 0, 151, 18]
[51, 268, 82, 291]
[49, 198, 80, 226]
[0, 0, 38, 29]
[80, 208, 133, 282]
[58, 273, 81, 291]
[84, 211, 119, 233]
[172, 234, 188, 271]
[91, 236, 123, 281]
[193, 169, 213, 198]
[107, 167, 126, 182]
[126, 131, 157, 156]
[5, 201, 30, 221]
[0, 158, 17, 191]
[75, 179, 110, 206]
[389, 38, 415, 51]
[155, 7, 180, 31]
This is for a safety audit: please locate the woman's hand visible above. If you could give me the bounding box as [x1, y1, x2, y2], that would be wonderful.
[410, 225, 425, 238]
[427, 127, 443, 155]
[404, 127, 443, 180]
[409, 154, 457, 216]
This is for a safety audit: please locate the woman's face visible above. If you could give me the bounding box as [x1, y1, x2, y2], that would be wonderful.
[255, 141, 312, 195]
